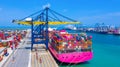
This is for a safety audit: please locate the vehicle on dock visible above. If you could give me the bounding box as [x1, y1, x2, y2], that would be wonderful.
[49, 30, 93, 63]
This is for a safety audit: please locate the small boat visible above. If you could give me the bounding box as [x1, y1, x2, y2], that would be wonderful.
[49, 30, 93, 63]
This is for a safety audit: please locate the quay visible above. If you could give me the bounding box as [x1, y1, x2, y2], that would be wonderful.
[31, 45, 58, 67]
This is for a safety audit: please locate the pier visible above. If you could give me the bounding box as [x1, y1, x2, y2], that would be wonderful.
[31, 45, 58, 67]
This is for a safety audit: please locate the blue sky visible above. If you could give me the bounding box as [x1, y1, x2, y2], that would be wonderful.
[0, 0, 120, 26]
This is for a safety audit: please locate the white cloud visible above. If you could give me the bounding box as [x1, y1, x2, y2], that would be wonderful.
[106, 12, 120, 16]
[79, 12, 120, 20]
[42, 3, 51, 9]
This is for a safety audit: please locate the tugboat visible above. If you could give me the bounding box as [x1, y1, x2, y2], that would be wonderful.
[49, 29, 93, 63]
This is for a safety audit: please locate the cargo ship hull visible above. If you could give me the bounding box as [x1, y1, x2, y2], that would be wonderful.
[49, 44, 93, 63]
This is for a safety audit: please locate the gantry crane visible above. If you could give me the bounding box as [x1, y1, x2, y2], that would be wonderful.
[13, 7, 80, 50]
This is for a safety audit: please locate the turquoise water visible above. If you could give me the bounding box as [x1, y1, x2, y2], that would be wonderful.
[59, 32, 120, 67]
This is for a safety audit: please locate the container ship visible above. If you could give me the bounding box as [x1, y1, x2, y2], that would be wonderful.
[49, 30, 93, 63]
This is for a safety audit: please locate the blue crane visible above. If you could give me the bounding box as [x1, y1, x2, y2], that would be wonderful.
[12, 7, 80, 50]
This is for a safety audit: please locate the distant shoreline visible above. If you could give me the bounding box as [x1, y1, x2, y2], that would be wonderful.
[0, 26, 30, 30]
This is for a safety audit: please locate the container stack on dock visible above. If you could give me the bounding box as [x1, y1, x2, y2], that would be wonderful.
[0, 29, 27, 62]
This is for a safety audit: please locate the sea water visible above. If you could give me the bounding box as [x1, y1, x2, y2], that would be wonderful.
[59, 31, 120, 67]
